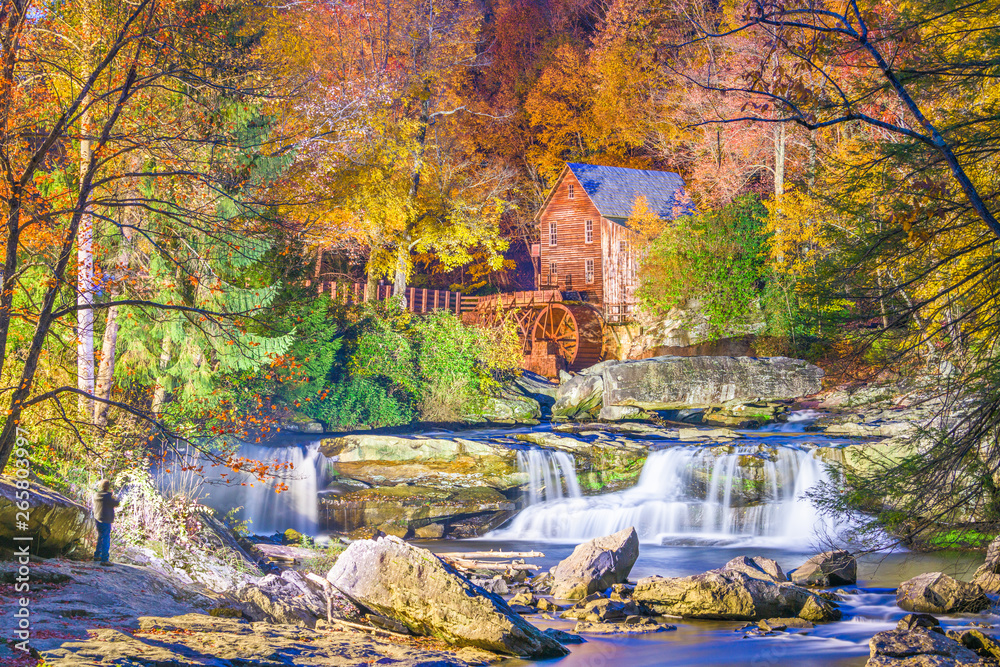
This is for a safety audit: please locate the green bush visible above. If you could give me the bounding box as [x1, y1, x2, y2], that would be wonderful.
[311, 376, 414, 429]
[638, 194, 770, 338]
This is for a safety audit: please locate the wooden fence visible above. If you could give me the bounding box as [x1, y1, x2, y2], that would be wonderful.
[311, 281, 479, 314]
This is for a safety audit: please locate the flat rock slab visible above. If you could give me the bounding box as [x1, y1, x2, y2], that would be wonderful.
[40, 614, 493, 666]
[867, 628, 981, 666]
[0, 559, 216, 653]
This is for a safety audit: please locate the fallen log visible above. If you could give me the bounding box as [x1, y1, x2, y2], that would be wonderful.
[436, 551, 544, 559]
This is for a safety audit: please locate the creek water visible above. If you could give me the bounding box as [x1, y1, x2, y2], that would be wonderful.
[165, 414, 991, 666]
[442, 412, 988, 667]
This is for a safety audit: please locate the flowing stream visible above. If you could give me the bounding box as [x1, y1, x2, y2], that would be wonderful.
[493, 444, 839, 546]
[157, 440, 329, 535]
[159, 414, 989, 667]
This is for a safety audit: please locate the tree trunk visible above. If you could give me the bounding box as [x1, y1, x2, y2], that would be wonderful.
[392, 242, 408, 306]
[151, 335, 172, 415]
[365, 259, 379, 302]
[77, 3, 94, 417]
[93, 304, 118, 427]
[773, 123, 785, 197]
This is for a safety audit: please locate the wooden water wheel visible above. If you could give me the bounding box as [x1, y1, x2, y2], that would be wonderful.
[531, 303, 604, 372]
[478, 303, 538, 354]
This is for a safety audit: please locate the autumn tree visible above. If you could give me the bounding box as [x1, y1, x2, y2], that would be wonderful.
[662, 0, 1000, 541]
[0, 0, 298, 472]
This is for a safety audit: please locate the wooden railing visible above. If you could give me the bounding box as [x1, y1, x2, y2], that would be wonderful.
[311, 281, 478, 314]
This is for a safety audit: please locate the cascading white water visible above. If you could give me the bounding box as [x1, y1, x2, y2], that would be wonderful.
[157, 442, 327, 536]
[491, 443, 840, 547]
[517, 449, 582, 505]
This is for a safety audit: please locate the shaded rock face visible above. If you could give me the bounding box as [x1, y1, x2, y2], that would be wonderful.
[326, 536, 567, 658]
[601, 356, 824, 410]
[866, 628, 981, 667]
[550, 527, 639, 599]
[320, 485, 516, 538]
[896, 572, 990, 614]
[791, 550, 857, 587]
[553, 374, 604, 419]
[0, 477, 93, 557]
[633, 569, 840, 622]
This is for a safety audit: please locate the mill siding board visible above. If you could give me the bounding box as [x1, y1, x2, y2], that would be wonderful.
[536, 170, 605, 304]
[536, 163, 688, 322]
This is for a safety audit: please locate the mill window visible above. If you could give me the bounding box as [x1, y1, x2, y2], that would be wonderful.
[549, 222, 557, 246]
[585, 259, 594, 284]
[585, 219, 593, 243]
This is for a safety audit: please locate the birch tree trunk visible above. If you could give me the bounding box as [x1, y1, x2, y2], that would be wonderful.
[76, 1, 94, 417]
[773, 123, 785, 197]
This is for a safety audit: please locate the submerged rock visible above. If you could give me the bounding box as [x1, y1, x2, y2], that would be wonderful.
[574, 617, 676, 634]
[633, 568, 840, 622]
[790, 550, 857, 587]
[550, 527, 640, 599]
[0, 477, 93, 557]
[326, 536, 568, 658]
[866, 628, 981, 666]
[600, 356, 824, 410]
[896, 572, 990, 614]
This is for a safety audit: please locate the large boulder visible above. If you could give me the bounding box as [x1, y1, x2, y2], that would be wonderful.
[633, 568, 840, 622]
[553, 374, 604, 419]
[896, 572, 990, 614]
[866, 629, 981, 666]
[723, 556, 787, 583]
[326, 536, 567, 658]
[600, 356, 824, 410]
[550, 527, 640, 599]
[0, 477, 93, 557]
[469, 394, 541, 423]
[790, 550, 857, 587]
[973, 535, 1000, 593]
[236, 570, 332, 627]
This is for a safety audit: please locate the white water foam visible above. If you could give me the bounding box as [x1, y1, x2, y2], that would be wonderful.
[491, 442, 841, 548]
[157, 441, 327, 535]
[517, 449, 581, 504]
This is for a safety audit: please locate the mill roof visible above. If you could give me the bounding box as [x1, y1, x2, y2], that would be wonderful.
[564, 162, 691, 221]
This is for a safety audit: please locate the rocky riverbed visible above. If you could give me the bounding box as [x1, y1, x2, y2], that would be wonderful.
[3, 354, 998, 666]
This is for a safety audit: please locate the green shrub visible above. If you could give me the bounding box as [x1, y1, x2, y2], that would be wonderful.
[311, 376, 414, 429]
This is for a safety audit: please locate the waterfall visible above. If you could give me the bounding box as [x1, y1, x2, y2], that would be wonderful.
[157, 441, 327, 536]
[517, 449, 582, 505]
[491, 444, 840, 547]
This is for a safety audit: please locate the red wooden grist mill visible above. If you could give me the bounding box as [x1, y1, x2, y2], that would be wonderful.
[312, 162, 691, 377]
[479, 162, 692, 376]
